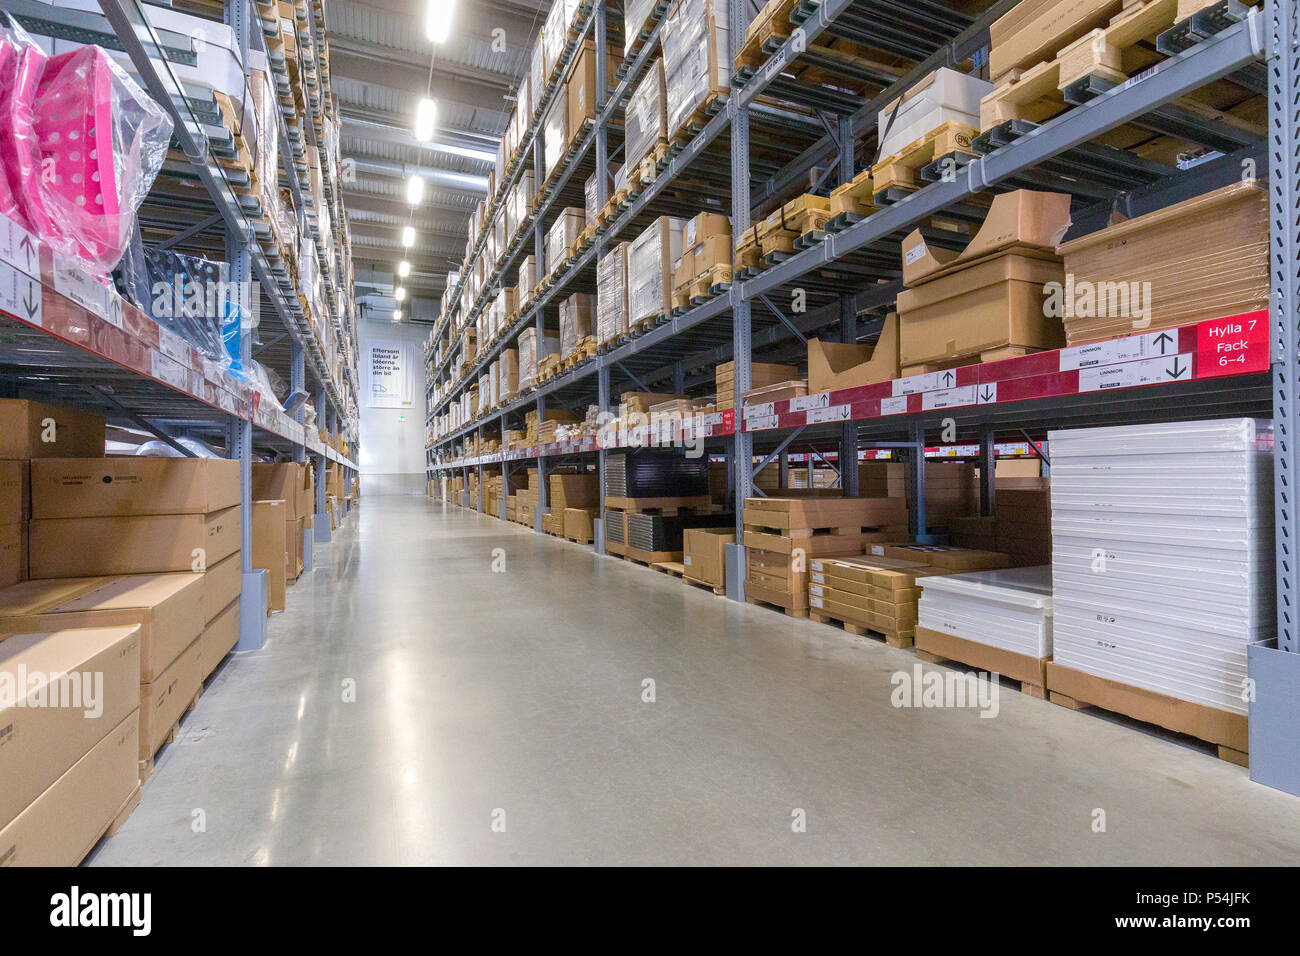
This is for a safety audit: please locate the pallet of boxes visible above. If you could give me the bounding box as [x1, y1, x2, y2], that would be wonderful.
[673, 212, 732, 311]
[0, 400, 247, 864]
[549, 470, 599, 544]
[604, 450, 726, 570]
[810, 545, 1012, 649]
[743, 494, 908, 619]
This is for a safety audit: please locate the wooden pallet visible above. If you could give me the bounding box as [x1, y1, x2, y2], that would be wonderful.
[670, 91, 728, 144]
[914, 626, 1047, 699]
[1046, 661, 1248, 765]
[980, 0, 1207, 133]
[689, 263, 733, 301]
[683, 574, 727, 596]
[746, 585, 809, 618]
[733, 0, 801, 72]
[900, 345, 1042, 377]
[138, 687, 203, 785]
[652, 560, 686, 578]
[564, 532, 594, 545]
[605, 494, 713, 512]
[809, 610, 914, 648]
[872, 121, 979, 203]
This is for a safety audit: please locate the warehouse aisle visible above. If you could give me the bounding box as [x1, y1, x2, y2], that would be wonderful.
[91, 492, 1300, 866]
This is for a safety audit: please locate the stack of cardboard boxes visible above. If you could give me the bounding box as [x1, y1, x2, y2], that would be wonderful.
[743, 495, 907, 616]
[715, 361, 795, 412]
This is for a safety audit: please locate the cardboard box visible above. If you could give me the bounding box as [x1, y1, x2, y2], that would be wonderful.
[0, 710, 139, 867]
[0, 399, 104, 459]
[286, 516, 305, 581]
[901, 190, 1072, 287]
[988, 0, 1126, 82]
[28, 507, 241, 578]
[0, 522, 23, 589]
[200, 598, 239, 679]
[566, 37, 622, 134]
[897, 254, 1065, 366]
[872, 543, 1011, 571]
[138, 637, 201, 762]
[0, 461, 29, 526]
[0, 573, 203, 683]
[562, 507, 595, 541]
[204, 550, 242, 624]
[252, 462, 311, 521]
[252, 500, 288, 613]
[0, 624, 141, 831]
[683, 527, 735, 588]
[30, 457, 240, 519]
[807, 314, 901, 394]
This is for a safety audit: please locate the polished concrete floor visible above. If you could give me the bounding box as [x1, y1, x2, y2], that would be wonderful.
[92, 480, 1300, 865]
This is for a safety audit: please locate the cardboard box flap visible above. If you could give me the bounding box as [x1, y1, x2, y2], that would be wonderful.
[904, 191, 1072, 286]
[807, 313, 900, 394]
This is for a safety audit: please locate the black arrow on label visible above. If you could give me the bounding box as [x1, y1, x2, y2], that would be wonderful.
[942, 371, 954, 386]
[1153, 331, 1174, 354]
[22, 283, 37, 319]
[980, 387, 994, 402]
[18, 235, 34, 272]
[1167, 357, 1187, 379]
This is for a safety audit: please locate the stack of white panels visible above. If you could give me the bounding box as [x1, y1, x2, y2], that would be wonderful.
[918, 566, 1054, 658]
[1049, 419, 1274, 715]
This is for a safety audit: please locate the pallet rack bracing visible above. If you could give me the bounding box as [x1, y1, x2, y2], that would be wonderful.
[423, 0, 1295, 791]
[0, 0, 360, 650]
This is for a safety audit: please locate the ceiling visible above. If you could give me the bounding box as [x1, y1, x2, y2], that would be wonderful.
[329, 0, 546, 320]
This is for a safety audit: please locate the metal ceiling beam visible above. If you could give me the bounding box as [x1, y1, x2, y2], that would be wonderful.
[330, 48, 512, 113]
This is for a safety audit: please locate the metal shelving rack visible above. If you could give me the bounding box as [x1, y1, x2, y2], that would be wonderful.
[424, 0, 1296, 790]
[0, 0, 360, 650]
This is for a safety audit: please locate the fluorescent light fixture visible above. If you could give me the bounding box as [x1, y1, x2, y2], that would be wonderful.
[406, 173, 425, 205]
[395, 287, 407, 302]
[393, 309, 403, 320]
[401, 226, 416, 247]
[398, 260, 411, 277]
[426, 0, 453, 43]
[414, 97, 437, 142]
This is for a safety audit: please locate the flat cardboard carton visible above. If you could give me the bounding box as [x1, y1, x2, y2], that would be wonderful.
[683, 527, 735, 588]
[0, 573, 203, 683]
[897, 254, 1065, 366]
[0, 624, 141, 831]
[0, 461, 29, 526]
[562, 507, 595, 540]
[28, 506, 241, 578]
[0, 523, 23, 589]
[252, 500, 288, 612]
[200, 598, 240, 679]
[0, 710, 139, 867]
[203, 551, 242, 624]
[139, 637, 201, 762]
[252, 462, 311, 520]
[0, 399, 104, 459]
[31, 457, 240, 519]
[901, 190, 1072, 287]
[873, 543, 1011, 572]
[807, 314, 901, 394]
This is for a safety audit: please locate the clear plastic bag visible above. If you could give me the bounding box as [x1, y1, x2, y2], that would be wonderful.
[32, 43, 172, 272]
[0, 17, 53, 235]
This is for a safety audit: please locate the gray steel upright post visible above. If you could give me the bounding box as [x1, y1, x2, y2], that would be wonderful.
[1249, 0, 1300, 796]
[594, 0, 609, 555]
[910, 419, 929, 544]
[226, 0, 266, 648]
[313, 384, 331, 543]
[535, 392, 548, 531]
[725, 1, 752, 601]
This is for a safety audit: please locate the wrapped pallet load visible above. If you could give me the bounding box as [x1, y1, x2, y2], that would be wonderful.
[560, 293, 594, 359]
[625, 60, 667, 175]
[664, 0, 731, 140]
[628, 217, 687, 327]
[518, 327, 561, 390]
[541, 92, 568, 183]
[546, 208, 585, 278]
[598, 243, 630, 347]
[625, 0, 660, 55]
